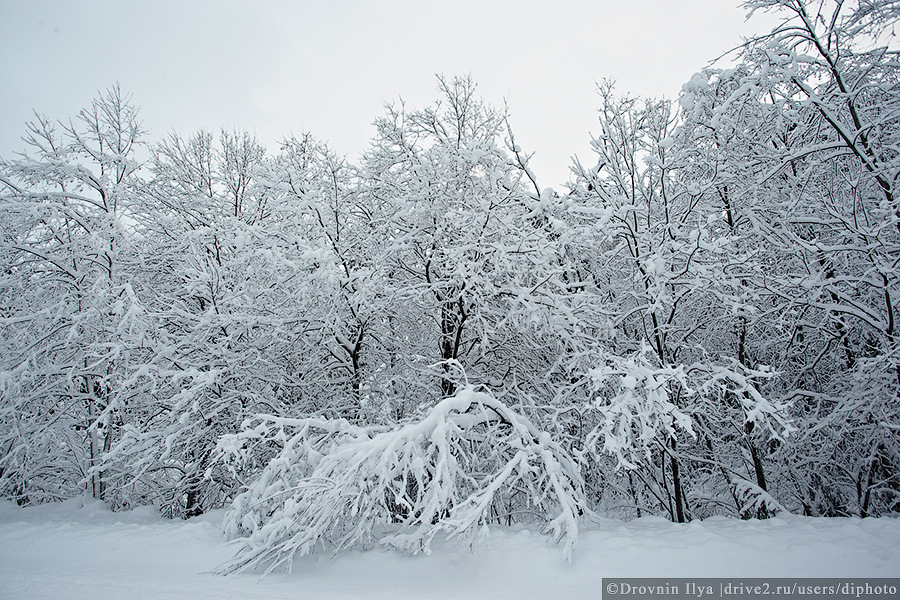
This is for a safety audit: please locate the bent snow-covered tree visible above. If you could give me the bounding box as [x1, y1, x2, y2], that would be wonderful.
[216, 386, 583, 574]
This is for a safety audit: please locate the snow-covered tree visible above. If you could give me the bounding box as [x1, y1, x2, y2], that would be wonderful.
[562, 73, 802, 520]
[360, 75, 575, 411]
[217, 386, 583, 573]
[720, 0, 900, 516]
[101, 128, 321, 516]
[0, 86, 148, 504]
[255, 134, 387, 421]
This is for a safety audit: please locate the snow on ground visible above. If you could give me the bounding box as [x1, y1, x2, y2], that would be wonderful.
[1, 498, 898, 600]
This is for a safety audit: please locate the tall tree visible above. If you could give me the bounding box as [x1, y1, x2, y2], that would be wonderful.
[734, 0, 900, 516]
[362, 75, 565, 406]
[0, 86, 147, 503]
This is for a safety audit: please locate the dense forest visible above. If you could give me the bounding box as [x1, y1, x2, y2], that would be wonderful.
[1, 0, 898, 572]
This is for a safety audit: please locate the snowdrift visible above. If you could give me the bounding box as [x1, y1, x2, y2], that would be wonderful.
[1, 498, 899, 600]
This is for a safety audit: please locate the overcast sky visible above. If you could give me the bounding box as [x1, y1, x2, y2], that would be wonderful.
[1, 1, 778, 188]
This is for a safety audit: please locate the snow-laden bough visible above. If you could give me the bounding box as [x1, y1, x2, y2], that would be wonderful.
[215, 386, 584, 574]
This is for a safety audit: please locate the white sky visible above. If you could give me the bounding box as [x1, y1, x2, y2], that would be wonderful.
[0, 1, 779, 188]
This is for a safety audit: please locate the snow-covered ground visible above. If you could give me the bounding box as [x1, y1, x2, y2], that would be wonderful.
[1, 498, 898, 600]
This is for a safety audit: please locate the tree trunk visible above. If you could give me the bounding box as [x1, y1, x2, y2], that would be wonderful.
[748, 435, 770, 519]
[439, 296, 466, 397]
[670, 438, 687, 523]
[85, 377, 104, 500]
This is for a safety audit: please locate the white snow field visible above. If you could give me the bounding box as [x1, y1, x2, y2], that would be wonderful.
[1, 498, 898, 600]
